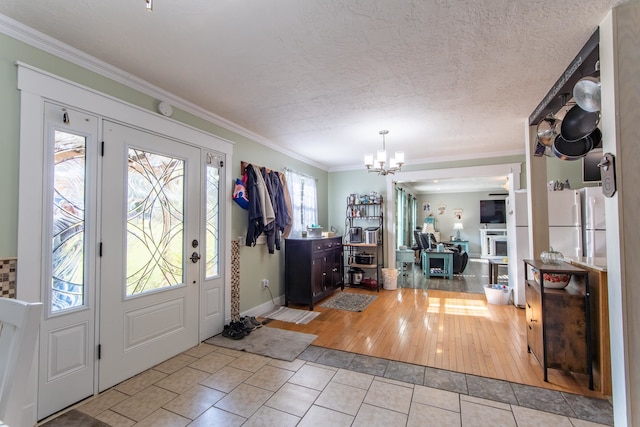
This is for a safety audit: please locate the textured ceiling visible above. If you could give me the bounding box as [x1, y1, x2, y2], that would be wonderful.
[0, 0, 623, 178]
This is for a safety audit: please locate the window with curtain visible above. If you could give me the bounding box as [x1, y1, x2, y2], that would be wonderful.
[395, 187, 406, 249]
[284, 169, 318, 235]
[394, 187, 417, 249]
[409, 195, 417, 245]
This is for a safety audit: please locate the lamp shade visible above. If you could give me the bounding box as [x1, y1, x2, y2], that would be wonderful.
[453, 222, 464, 230]
[423, 223, 436, 234]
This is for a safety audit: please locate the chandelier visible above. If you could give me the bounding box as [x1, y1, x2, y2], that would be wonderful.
[364, 130, 404, 175]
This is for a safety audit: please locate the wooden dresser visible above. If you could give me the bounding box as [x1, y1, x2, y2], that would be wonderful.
[285, 236, 344, 310]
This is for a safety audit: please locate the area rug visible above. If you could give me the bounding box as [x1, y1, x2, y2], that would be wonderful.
[40, 409, 109, 427]
[206, 326, 318, 361]
[319, 292, 377, 312]
[260, 306, 321, 324]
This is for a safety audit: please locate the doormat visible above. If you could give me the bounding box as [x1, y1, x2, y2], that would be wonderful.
[39, 409, 109, 427]
[260, 306, 321, 324]
[320, 292, 377, 312]
[206, 326, 318, 361]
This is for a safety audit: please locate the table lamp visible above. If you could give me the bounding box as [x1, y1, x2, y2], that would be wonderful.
[453, 222, 464, 240]
[423, 223, 436, 250]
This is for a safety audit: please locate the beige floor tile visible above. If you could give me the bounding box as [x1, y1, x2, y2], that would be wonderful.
[413, 384, 460, 413]
[188, 350, 236, 373]
[153, 353, 199, 374]
[188, 406, 246, 427]
[110, 385, 177, 421]
[242, 405, 301, 427]
[364, 379, 414, 414]
[374, 375, 415, 389]
[131, 408, 190, 427]
[460, 394, 511, 411]
[511, 405, 574, 427]
[213, 346, 247, 358]
[214, 383, 273, 418]
[244, 364, 295, 391]
[298, 405, 354, 427]
[315, 381, 367, 416]
[162, 384, 225, 419]
[114, 369, 167, 395]
[569, 418, 612, 427]
[267, 358, 306, 372]
[183, 343, 217, 358]
[264, 383, 321, 417]
[199, 365, 253, 393]
[407, 401, 461, 427]
[352, 403, 409, 427]
[288, 364, 336, 390]
[93, 409, 135, 427]
[232, 352, 270, 373]
[460, 400, 516, 427]
[155, 366, 210, 394]
[306, 361, 338, 371]
[332, 368, 374, 390]
[76, 389, 129, 416]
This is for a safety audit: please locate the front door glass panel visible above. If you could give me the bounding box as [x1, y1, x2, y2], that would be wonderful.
[205, 163, 220, 278]
[51, 130, 86, 312]
[127, 148, 185, 296]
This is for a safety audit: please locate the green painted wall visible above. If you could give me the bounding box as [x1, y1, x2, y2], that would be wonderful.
[0, 32, 329, 313]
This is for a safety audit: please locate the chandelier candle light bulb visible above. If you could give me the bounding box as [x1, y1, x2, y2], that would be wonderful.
[364, 130, 404, 175]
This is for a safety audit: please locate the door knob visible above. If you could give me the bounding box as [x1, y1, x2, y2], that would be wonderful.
[190, 252, 201, 263]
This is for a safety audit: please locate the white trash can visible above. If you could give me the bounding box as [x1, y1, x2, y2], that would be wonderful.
[382, 268, 399, 290]
[484, 284, 512, 305]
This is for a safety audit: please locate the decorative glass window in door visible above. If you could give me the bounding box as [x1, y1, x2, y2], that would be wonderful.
[205, 160, 220, 278]
[126, 149, 184, 296]
[51, 130, 86, 311]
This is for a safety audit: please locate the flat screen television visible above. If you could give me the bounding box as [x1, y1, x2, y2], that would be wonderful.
[583, 148, 603, 183]
[480, 199, 506, 224]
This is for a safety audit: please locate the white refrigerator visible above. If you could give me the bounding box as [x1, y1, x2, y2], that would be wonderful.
[581, 186, 607, 258]
[507, 190, 529, 307]
[547, 189, 583, 260]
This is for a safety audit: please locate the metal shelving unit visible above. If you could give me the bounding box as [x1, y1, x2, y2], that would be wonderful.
[344, 194, 383, 291]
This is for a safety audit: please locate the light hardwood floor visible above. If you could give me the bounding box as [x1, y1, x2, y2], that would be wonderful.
[267, 261, 601, 399]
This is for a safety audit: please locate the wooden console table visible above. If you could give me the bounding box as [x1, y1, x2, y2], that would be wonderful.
[488, 258, 508, 284]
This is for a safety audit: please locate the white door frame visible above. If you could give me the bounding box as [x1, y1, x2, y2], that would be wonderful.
[16, 63, 233, 423]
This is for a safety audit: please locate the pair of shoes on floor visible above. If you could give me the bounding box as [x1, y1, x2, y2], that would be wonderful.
[222, 322, 247, 340]
[241, 316, 264, 328]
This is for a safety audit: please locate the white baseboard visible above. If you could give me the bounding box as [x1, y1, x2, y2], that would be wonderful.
[225, 294, 286, 324]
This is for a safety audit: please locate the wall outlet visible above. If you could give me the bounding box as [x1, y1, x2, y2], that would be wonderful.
[261, 279, 269, 288]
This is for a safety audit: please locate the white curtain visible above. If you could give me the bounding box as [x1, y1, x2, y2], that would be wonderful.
[284, 169, 318, 235]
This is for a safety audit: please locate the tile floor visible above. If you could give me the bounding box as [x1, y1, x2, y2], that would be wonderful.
[41, 340, 613, 427]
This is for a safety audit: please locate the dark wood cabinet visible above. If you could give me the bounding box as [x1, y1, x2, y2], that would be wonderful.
[285, 236, 344, 310]
[524, 259, 593, 389]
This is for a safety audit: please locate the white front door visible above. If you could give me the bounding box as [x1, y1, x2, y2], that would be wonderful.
[98, 121, 200, 390]
[37, 103, 98, 419]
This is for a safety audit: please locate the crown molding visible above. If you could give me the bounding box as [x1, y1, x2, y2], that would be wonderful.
[0, 13, 327, 171]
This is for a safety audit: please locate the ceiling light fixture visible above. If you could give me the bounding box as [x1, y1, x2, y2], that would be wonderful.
[145, 0, 153, 11]
[364, 130, 404, 176]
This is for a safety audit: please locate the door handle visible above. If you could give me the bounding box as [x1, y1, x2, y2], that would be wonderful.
[190, 252, 201, 263]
